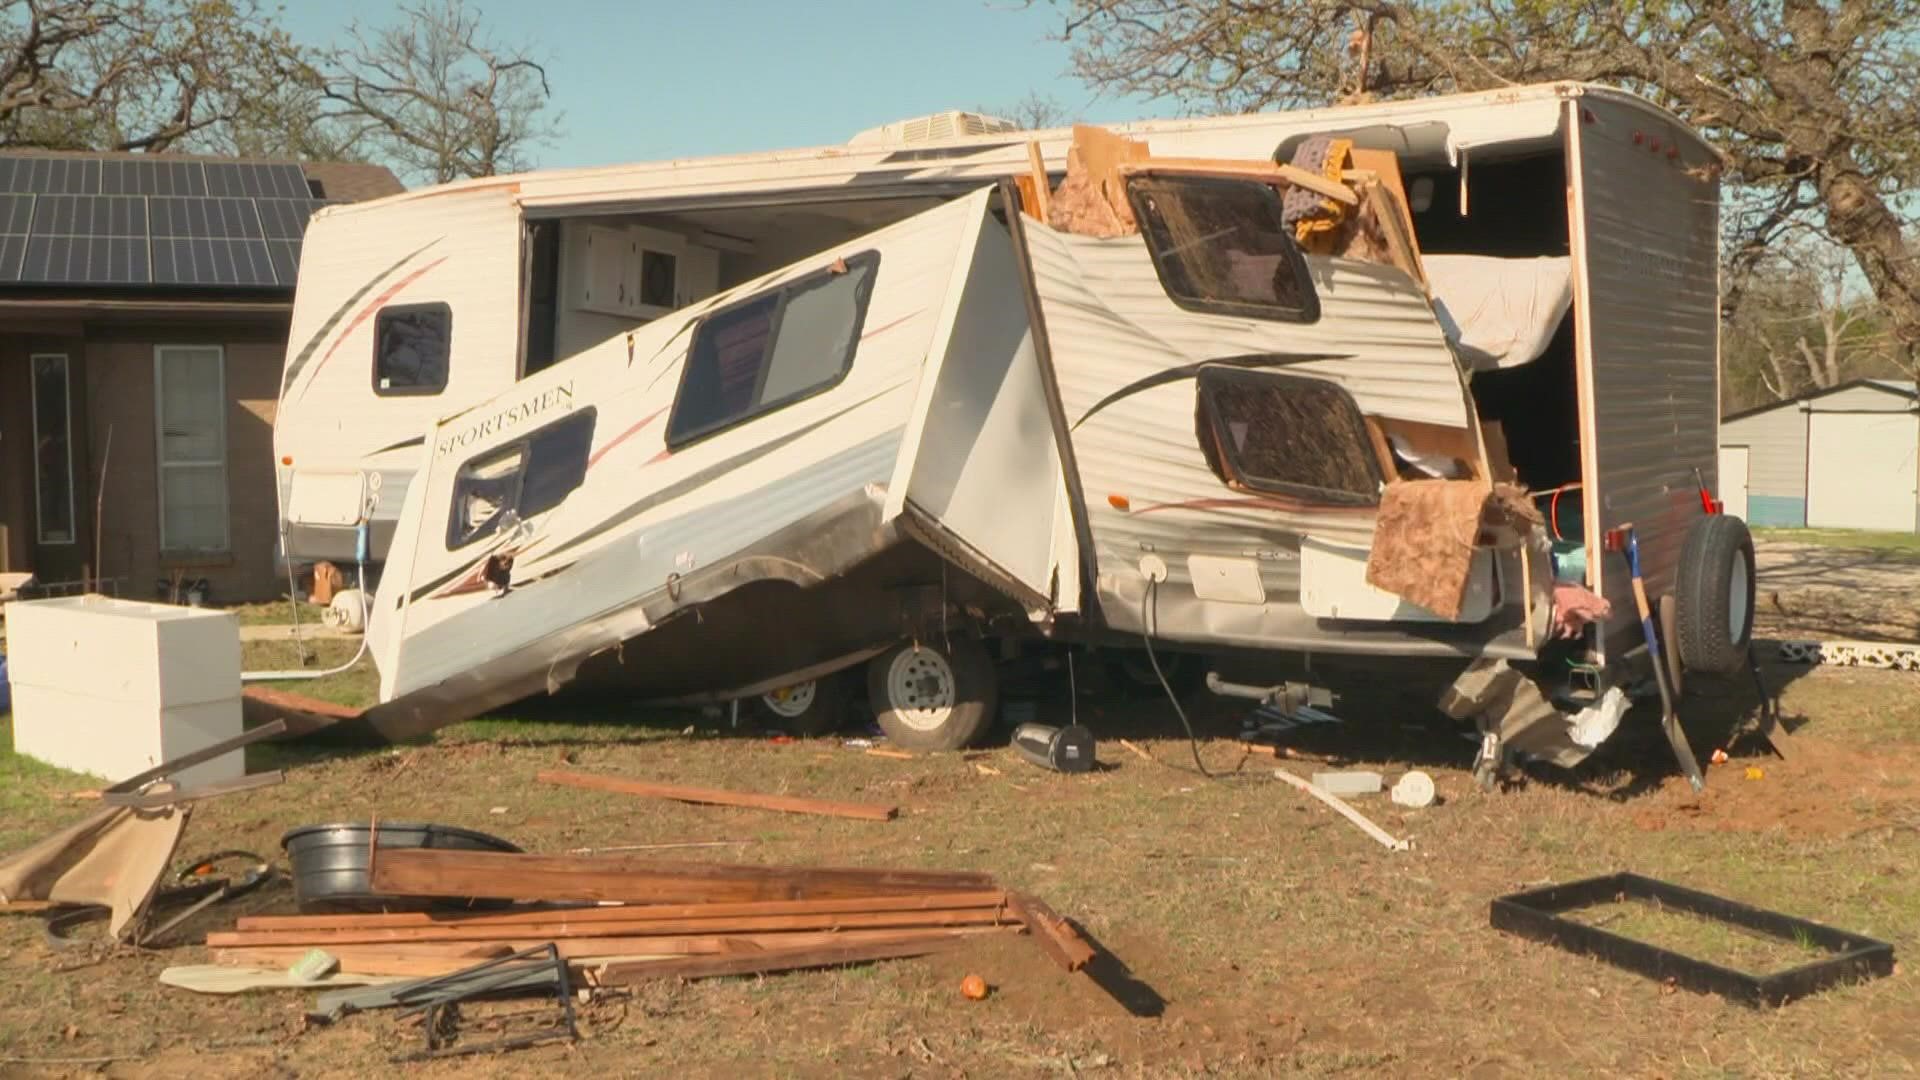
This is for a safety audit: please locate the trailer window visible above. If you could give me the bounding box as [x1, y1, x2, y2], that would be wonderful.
[448, 408, 596, 548]
[375, 302, 452, 395]
[667, 252, 879, 448]
[1195, 367, 1378, 504]
[1127, 175, 1320, 323]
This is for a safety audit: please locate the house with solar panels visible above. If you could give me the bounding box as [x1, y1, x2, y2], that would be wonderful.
[0, 151, 403, 602]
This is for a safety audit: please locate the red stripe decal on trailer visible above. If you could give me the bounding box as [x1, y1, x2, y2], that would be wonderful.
[587, 407, 668, 469]
[297, 255, 450, 397]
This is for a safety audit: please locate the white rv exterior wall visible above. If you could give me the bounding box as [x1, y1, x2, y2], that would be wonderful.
[1024, 222, 1473, 606]
[1570, 97, 1721, 655]
[277, 185, 523, 524]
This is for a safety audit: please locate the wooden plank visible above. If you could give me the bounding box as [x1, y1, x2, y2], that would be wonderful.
[536, 769, 896, 822]
[235, 890, 1010, 932]
[216, 927, 998, 977]
[1122, 158, 1358, 205]
[1025, 141, 1052, 222]
[1006, 893, 1095, 973]
[367, 848, 996, 905]
[209, 906, 1019, 948]
[584, 933, 969, 987]
[1071, 123, 1149, 229]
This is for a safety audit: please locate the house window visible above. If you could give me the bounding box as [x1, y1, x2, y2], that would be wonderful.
[155, 345, 230, 553]
[448, 408, 596, 548]
[1194, 366, 1379, 505]
[1126, 175, 1321, 323]
[374, 302, 452, 395]
[30, 354, 76, 545]
[666, 251, 878, 448]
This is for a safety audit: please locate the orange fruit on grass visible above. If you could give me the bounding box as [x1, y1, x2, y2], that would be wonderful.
[960, 974, 989, 1000]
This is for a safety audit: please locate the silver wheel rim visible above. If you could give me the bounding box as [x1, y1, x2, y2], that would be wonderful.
[760, 680, 817, 719]
[1728, 548, 1751, 642]
[885, 648, 957, 732]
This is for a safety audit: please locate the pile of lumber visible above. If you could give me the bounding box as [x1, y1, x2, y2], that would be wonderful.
[210, 848, 1093, 986]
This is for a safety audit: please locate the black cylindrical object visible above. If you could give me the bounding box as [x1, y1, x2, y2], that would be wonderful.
[281, 822, 520, 912]
[1011, 723, 1097, 773]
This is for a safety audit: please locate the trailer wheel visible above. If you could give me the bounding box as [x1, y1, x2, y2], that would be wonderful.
[866, 638, 997, 751]
[1675, 514, 1756, 676]
[753, 672, 850, 737]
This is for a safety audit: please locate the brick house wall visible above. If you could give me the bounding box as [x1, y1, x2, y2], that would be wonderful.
[82, 323, 290, 603]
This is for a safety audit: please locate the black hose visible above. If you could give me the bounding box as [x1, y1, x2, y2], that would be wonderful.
[1140, 578, 1219, 779]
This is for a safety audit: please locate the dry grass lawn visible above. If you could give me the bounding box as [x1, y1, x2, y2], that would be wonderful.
[1, 640, 1917, 1078]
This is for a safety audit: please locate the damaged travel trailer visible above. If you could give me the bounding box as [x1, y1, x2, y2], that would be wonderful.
[274, 82, 1754, 780]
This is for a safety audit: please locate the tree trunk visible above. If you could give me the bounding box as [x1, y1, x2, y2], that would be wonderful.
[1818, 162, 1920, 369]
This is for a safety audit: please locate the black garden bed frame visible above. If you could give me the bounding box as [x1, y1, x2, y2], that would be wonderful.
[1490, 872, 1895, 1007]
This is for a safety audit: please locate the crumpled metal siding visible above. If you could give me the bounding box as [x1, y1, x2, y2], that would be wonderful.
[1023, 221, 1474, 593]
[1572, 100, 1720, 655]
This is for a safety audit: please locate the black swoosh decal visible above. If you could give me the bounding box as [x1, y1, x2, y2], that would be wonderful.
[371, 435, 427, 456]
[1070, 352, 1353, 431]
[535, 387, 897, 565]
[279, 238, 442, 396]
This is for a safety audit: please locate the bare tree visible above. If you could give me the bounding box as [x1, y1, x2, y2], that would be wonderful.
[1049, 1, 1920, 367]
[981, 90, 1071, 130]
[307, 0, 560, 184]
[0, 0, 301, 152]
[1723, 241, 1903, 410]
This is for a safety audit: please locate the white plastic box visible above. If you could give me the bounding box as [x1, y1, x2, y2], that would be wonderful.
[4, 595, 243, 787]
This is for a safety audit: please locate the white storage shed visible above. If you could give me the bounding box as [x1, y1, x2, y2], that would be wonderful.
[1719, 380, 1919, 531]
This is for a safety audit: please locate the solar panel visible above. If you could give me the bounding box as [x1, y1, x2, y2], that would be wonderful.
[254, 197, 330, 240]
[31, 195, 148, 239]
[0, 154, 331, 288]
[203, 162, 310, 199]
[150, 196, 264, 239]
[151, 237, 278, 287]
[267, 239, 303, 285]
[0, 193, 31, 282]
[20, 236, 151, 284]
[0, 157, 104, 194]
[100, 158, 209, 197]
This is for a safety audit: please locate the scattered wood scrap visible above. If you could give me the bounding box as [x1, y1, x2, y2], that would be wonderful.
[536, 769, 897, 822]
[209, 848, 1107, 989]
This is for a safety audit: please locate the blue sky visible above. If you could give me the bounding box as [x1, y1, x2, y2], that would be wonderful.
[281, 0, 1176, 168]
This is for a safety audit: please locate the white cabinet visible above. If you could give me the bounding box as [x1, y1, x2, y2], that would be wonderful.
[568, 224, 720, 320]
[4, 596, 243, 786]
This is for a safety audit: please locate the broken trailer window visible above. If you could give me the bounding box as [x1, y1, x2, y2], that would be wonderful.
[1126, 175, 1320, 323]
[666, 251, 879, 447]
[447, 409, 597, 548]
[1195, 367, 1379, 505]
[375, 302, 453, 395]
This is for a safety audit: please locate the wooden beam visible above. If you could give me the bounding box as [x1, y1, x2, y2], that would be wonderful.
[1026, 141, 1053, 222]
[215, 927, 1001, 977]
[536, 769, 896, 822]
[208, 905, 1018, 948]
[234, 890, 1011, 932]
[366, 848, 995, 905]
[1006, 893, 1095, 972]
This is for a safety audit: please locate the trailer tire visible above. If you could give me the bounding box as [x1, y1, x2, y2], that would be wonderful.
[1675, 514, 1756, 676]
[753, 672, 850, 737]
[867, 638, 998, 751]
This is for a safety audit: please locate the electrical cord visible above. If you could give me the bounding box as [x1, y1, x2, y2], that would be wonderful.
[1140, 577, 1219, 779]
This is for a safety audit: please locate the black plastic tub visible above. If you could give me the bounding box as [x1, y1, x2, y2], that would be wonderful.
[281, 822, 521, 912]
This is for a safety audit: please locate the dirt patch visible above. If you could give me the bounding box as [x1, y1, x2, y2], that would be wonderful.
[1631, 733, 1920, 835]
[1754, 539, 1920, 643]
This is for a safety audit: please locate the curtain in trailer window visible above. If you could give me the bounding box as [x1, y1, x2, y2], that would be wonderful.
[667, 253, 878, 447]
[156, 346, 229, 552]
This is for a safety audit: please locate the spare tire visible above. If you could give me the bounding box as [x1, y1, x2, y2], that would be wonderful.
[1675, 513, 1756, 676]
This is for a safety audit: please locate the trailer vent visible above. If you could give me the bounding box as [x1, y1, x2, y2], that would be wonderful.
[847, 110, 1021, 146]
